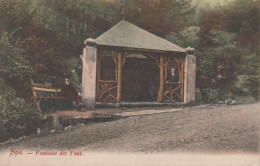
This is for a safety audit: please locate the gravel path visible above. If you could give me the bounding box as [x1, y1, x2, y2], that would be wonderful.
[1, 103, 259, 153]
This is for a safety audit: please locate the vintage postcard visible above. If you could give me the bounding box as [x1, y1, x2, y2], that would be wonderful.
[0, 0, 259, 165]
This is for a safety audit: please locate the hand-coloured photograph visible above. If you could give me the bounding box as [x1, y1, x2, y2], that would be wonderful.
[0, 0, 259, 165]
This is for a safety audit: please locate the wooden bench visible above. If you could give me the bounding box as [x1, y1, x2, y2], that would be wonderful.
[30, 78, 74, 113]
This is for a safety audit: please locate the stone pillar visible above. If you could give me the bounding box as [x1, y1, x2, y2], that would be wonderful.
[184, 47, 196, 104]
[82, 38, 97, 109]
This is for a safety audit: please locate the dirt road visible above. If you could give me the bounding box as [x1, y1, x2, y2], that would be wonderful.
[1, 103, 259, 153]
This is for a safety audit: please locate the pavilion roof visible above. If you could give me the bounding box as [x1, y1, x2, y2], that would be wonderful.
[95, 20, 185, 53]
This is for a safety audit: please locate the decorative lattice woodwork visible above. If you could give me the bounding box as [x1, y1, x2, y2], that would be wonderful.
[96, 51, 125, 102]
[163, 56, 184, 101]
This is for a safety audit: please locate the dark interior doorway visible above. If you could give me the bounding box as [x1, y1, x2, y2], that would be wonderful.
[122, 57, 159, 102]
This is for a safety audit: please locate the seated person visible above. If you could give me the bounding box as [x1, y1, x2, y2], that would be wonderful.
[51, 77, 86, 111]
[166, 67, 179, 83]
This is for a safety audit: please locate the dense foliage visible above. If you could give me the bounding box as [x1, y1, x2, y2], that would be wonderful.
[0, 0, 259, 141]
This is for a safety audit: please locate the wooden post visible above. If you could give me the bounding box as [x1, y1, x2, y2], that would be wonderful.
[181, 58, 184, 100]
[157, 55, 164, 102]
[117, 52, 122, 102]
[30, 78, 41, 113]
[96, 54, 101, 96]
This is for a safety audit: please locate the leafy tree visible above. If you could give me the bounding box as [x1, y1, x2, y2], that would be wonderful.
[233, 49, 259, 99]
[0, 31, 42, 141]
[165, 26, 200, 49]
[0, 31, 35, 95]
[124, 0, 195, 36]
[15, 34, 66, 81]
[224, 0, 259, 46]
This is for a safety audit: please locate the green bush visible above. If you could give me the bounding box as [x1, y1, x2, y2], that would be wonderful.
[234, 51, 259, 100]
[196, 88, 231, 103]
[0, 85, 43, 141]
